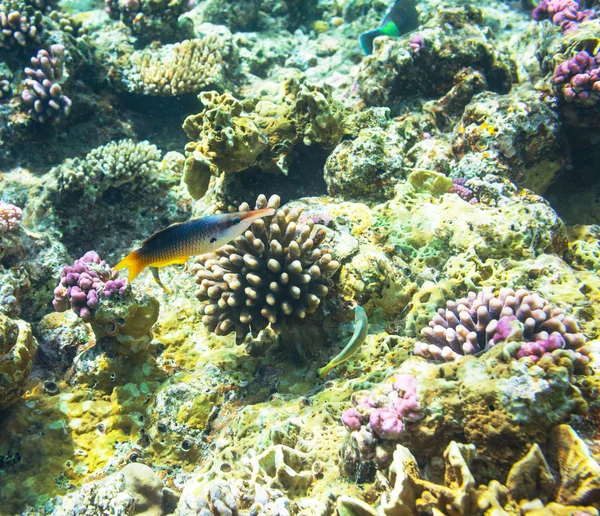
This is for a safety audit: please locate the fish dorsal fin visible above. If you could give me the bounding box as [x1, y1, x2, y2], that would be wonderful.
[142, 221, 186, 246]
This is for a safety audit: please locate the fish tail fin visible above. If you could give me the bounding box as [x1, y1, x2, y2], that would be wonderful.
[114, 250, 146, 282]
[318, 362, 334, 378]
[360, 29, 382, 55]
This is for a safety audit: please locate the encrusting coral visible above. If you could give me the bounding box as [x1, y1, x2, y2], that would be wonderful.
[182, 77, 347, 199]
[192, 194, 340, 345]
[0, 314, 38, 409]
[414, 287, 587, 361]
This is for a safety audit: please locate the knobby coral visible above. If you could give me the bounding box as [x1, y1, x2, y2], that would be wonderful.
[553, 50, 600, 105]
[414, 287, 586, 361]
[192, 194, 340, 345]
[53, 251, 127, 320]
[21, 44, 72, 123]
[0, 202, 23, 233]
[53, 251, 159, 355]
[0, 0, 42, 49]
[533, 0, 597, 32]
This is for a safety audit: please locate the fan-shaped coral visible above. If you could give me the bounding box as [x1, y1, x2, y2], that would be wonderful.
[191, 194, 339, 345]
[414, 287, 586, 361]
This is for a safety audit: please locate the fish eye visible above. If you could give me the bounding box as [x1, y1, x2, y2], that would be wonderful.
[232, 217, 241, 225]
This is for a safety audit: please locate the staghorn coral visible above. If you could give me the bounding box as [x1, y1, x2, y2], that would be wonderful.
[0, 201, 22, 233]
[113, 35, 236, 96]
[414, 287, 586, 361]
[0, 0, 42, 49]
[21, 44, 72, 124]
[191, 194, 339, 345]
[0, 315, 38, 409]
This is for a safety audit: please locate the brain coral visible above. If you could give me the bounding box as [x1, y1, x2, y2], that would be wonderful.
[191, 194, 340, 345]
[113, 35, 236, 96]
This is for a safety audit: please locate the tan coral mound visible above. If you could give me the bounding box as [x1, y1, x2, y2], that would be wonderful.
[114, 36, 235, 96]
[191, 194, 339, 344]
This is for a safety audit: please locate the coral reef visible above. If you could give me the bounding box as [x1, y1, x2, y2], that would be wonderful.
[105, 0, 193, 43]
[0, 315, 37, 409]
[182, 77, 347, 199]
[414, 287, 587, 361]
[358, 6, 514, 110]
[21, 44, 72, 123]
[192, 194, 339, 345]
[340, 341, 591, 481]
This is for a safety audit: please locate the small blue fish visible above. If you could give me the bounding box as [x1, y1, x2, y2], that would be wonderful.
[360, 0, 419, 55]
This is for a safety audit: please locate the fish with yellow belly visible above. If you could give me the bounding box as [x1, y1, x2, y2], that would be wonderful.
[114, 208, 275, 293]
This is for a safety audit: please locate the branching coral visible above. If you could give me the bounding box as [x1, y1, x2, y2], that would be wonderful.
[0, 202, 22, 233]
[114, 35, 235, 96]
[191, 194, 339, 345]
[0, 0, 42, 49]
[21, 44, 72, 123]
[414, 287, 586, 361]
[54, 139, 161, 197]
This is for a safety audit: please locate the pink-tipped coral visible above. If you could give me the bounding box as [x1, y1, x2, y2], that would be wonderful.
[341, 373, 422, 440]
[414, 287, 586, 361]
[532, 0, 597, 32]
[553, 50, 600, 105]
[53, 251, 127, 320]
[0, 202, 23, 233]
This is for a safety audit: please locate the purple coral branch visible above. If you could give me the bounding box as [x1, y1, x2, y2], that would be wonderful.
[21, 44, 72, 123]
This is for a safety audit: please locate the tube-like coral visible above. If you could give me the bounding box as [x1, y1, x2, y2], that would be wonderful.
[414, 287, 586, 361]
[21, 44, 72, 123]
[192, 194, 340, 344]
[0, 0, 42, 49]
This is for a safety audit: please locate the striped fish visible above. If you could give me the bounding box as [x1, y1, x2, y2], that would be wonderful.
[114, 208, 274, 293]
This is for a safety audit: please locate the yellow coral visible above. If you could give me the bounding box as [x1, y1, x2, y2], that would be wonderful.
[115, 36, 235, 96]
